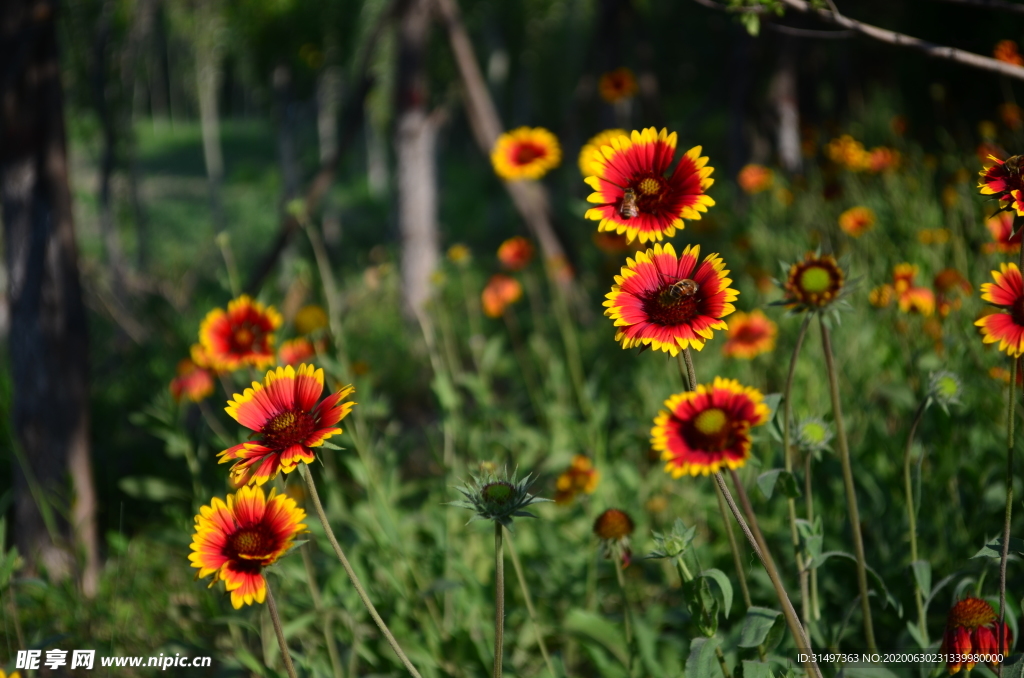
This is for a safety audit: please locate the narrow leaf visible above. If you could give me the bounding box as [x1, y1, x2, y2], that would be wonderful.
[699, 568, 734, 619]
[685, 637, 722, 678]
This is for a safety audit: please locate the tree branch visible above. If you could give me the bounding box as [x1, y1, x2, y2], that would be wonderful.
[779, 0, 1024, 81]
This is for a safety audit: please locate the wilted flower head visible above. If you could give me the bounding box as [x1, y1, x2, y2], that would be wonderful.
[450, 469, 551, 530]
[593, 508, 635, 565]
[940, 597, 1012, 674]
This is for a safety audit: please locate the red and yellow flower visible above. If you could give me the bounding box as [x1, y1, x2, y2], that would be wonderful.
[979, 154, 1024, 216]
[584, 127, 715, 244]
[652, 377, 769, 477]
[170, 358, 215, 403]
[497, 236, 534, 271]
[976, 262, 1024, 356]
[838, 206, 875, 237]
[598, 67, 638, 104]
[481, 274, 523, 318]
[189, 484, 306, 609]
[940, 597, 1012, 674]
[554, 455, 600, 504]
[220, 364, 355, 486]
[604, 243, 737, 355]
[934, 269, 972, 317]
[888, 263, 935, 316]
[737, 164, 774, 194]
[984, 211, 1022, 254]
[491, 127, 562, 181]
[578, 129, 628, 177]
[722, 310, 777, 359]
[199, 296, 282, 372]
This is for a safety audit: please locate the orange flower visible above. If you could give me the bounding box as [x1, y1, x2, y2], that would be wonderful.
[170, 358, 215, 403]
[598, 68, 638, 104]
[826, 135, 869, 170]
[838, 206, 875, 237]
[652, 377, 769, 477]
[721, 310, 777, 359]
[584, 127, 715, 244]
[994, 39, 1024, 66]
[219, 364, 356, 486]
[940, 597, 1012, 674]
[497, 236, 534, 271]
[737, 164, 774, 194]
[491, 127, 562, 181]
[555, 455, 600, 504]
[481, 274, 523, 318]
[933, 269, 972, 317]
[199, 296, 282, 372]
[984, 211, 1022, 254]
[593, 508, 634, 566]
[279, 337, 318, 365]
[889, 264, 935, 316]
[189, 485, 306, 609]
[866, 146, 900, 172]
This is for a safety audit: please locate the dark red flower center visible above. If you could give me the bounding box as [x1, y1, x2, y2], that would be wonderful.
[677, 407, 742, 452]
[230, 324, 262, 353]
[514, 143, 545, 166]
[627, 173, 669, 212]
[1012, 296, 1024, 326]
[261, 410, 316, 449]
[594, 508, 634, 540]
[641, 281, 701, 326]
[733, 324, 765, 345]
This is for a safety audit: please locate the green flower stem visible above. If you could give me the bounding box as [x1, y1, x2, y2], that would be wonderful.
[265, 578, 299, 678]
[611, 546, 635, 677]
[494, 521, 505, 678]
[714, 478, 753, 610]
[1000, 356, 1018, 673]
[804, 453, 820, 621]
[301, 543, 345, 678]
[299, 464, 423, 678]
[717, 470, 822, 678]
[782, 314, 813, 626]
[819, 318, 876, 652]
[903, 397, 929, 645]
[506, 535, 557, 678]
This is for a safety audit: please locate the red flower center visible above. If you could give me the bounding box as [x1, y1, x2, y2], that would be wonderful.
[232, 326, 257, 352]
[1012, 297, 1024, 326]
[229, 527, 273, 561]
[261, 410, 316, 449]
[514, 143, 545, 166]
[642, 281, 701, 326]
[733, 324, 764, 344]
[629, 174, 667, 211]
[678, 407, 741, 452]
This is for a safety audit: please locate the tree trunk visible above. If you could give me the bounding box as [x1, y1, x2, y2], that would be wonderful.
[771, 35, 801, 174]
[0, 0, 100, 596]
[194, 0, 226, 233]
[395, 0, 441, 319]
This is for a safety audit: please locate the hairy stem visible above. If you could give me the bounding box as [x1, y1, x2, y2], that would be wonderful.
[804, 452, 820, 620]
[1000, 357, 1018, 675]
[903, 398, 929, 645]
[783, 314, 813, 626]
[819, 318, 876, 652]
[299, 464, 423, 678]
[714, 478, 752, 610]
[612, 547, 635, 676]
[494, 521, 505, 678]
[265, 579, 299, 678]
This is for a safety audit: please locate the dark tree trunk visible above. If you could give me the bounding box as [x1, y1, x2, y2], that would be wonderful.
[395, 0, 440, 319]
[771, 35, 801, 173]
[0, 0, 100, 595]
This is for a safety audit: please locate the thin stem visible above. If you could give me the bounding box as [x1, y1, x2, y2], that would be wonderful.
[715, 646, 732, 678]
[506, 535, 557, 678]
[1000, 356, 1018, 673]
[714, 479, 752, 610]
[716, 470, 822, 678]
[494, 521, 505, 678]
[299, 464, 423, 678]
[819, 318, 876, 652]
[804, 452, 820, 620]
[783, 314, 813, 626]
[903, 398, 929, 645]
[683, 349, 698, 390]
[612, 547, 635, 676]
[301, 543, 345, 678]
[265, 579, 299, 678]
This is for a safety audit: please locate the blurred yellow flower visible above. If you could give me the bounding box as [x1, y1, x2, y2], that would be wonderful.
[294, 304, 329, 335]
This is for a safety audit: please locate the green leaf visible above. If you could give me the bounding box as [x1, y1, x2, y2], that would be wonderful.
[685, 637, 722, 678]
[738, 606, 781, 648]
[698, 568, 734, 619]
[911, 560, 931, 597]
[683, 576, 719, 637]
[319, 440, 345, 450]
[564, 608, 629, 668]
[809, 551, 902, 613]
[742, 661, 775, 678]
[762, 393, 782, 423]
[972, 536, 1024, 559]
[906, 619, 928, 649]
[756, 469, 798, 499]
[739, 12, 760, 36]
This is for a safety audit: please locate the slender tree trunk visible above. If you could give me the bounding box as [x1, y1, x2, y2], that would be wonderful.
[395, 0, 441, 319]
[317, 35, 343, 247]
[194, 0, 226, 233]
[771, 35, 801, 173]
[0, 0, 100, 596]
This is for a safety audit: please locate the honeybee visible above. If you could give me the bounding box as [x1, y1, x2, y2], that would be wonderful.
[1006, 154, 1024, 177]
[667, 278, 700, 300]
[619, 188, 639, 219]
